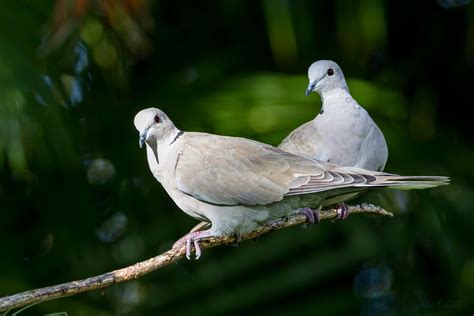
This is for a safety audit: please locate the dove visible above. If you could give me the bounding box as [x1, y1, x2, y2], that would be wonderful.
[134, 107, 448, 259]
[279, 60, 388, 171]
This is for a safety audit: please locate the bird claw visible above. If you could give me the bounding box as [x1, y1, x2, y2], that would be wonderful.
[186, 237, 201, 260]
[231, 232, 242, 247]
[174, 230, 212, 260]
[299, 207, 320, 228]
[335, 203, 350, 220]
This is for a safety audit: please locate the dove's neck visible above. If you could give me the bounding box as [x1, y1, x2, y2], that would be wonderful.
[155, 126, 183, 159]
[320, 86, 350, 103]
[145, 125, 183, 182]
[318, 87, 358, 114]
[159, 126, 183, 147]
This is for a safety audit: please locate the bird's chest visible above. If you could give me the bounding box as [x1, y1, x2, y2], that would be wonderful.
[147, 144, 206, 220]
[146, 143, 178, 183]
[317, 106, 367, 141]
[313, 104, 371, 165]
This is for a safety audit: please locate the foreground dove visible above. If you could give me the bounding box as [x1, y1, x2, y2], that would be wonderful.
[279, 60, 388, 171]
[134, 108, 448, 259]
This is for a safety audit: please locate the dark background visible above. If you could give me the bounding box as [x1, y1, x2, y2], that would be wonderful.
[1, 0, 473, 315]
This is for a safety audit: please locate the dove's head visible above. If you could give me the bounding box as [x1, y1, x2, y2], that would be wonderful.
[134, 108, 177, 148]
[305, 60, 348, 96]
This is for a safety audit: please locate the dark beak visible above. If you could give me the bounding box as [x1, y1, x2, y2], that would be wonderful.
[305, 82, 316, 96]
[139, 130, 148, 148]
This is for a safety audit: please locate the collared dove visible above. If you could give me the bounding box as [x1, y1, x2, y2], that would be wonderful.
[134, 108, 448, 259]
[279, 60, 388, 171]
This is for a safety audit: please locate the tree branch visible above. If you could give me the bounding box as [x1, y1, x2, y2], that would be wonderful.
[0, 204, 392, 312]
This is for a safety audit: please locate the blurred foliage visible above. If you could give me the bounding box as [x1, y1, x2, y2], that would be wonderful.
[0, 0, 473, 315]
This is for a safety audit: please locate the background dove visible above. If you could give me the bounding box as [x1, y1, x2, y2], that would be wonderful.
[279, 60, 388, 171]
[134, 108, 448, 259]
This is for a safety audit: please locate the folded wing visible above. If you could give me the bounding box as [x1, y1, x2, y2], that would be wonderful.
[174, 134, 380, 205]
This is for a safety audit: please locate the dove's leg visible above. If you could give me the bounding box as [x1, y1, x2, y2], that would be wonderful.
[175, 230, 214, 260]
[172, 221, 211, 249]
[302, 207, 320, 224]
[294, 207, 321, 228]
[300, 207, 315, 224]
[335, 203, 350, 220]
[231, 231, 242, 247]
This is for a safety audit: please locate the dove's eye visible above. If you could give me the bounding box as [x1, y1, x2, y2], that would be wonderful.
[327, 68, 334, 76]
[154, 115, 161, 124]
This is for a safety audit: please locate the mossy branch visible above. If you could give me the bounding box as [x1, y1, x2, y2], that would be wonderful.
[0, 204, 392, 313]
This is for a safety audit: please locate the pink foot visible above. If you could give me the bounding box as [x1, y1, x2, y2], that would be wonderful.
[299, 207, 320, 227]
[173, 230, 213, 260]
[336, 203, 350, 220]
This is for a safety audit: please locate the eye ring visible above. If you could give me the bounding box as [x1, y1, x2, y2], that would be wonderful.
[154, 115, 161, 124]
[327, 68, 334, 76]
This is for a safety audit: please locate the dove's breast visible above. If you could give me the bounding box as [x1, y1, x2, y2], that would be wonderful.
[304, 97, 388, 171]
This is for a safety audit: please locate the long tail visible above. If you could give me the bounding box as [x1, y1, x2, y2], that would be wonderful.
[285, 170, 450, 196]
[374, 175, 450, 190]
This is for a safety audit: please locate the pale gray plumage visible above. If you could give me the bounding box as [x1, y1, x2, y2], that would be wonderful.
[279, 60, 388, 171]
[134, 108, 448, 258]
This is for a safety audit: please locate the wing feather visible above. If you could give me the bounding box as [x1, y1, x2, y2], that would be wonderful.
[174, 133, 399, 205]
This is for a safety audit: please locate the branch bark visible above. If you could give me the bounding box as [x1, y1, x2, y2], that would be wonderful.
[0, 204, 392, 313]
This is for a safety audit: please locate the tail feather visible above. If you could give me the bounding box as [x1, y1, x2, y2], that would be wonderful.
[375, 175, 450, 190]
[286, 171, 449, 196]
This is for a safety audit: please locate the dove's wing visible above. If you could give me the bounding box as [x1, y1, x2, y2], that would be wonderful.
[175, 133, 317, 205]
[278, 121, 321, 159]
[174, 133, 377, 206]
